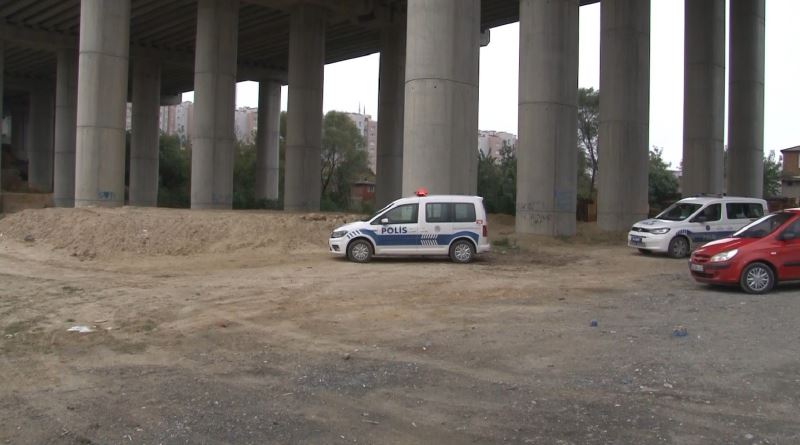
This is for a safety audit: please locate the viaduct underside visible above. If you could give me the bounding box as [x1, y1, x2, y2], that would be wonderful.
[0, 0, 764, 235]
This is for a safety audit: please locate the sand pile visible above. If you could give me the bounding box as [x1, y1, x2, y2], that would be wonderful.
[0, 207, 362, 259]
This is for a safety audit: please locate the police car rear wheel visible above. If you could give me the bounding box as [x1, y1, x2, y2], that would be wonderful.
[450, 240, 475, 264]
[347, 240, 372, 263]
[668, 236, 690, 258]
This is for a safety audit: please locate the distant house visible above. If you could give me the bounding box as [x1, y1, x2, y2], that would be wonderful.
[780, 145, 800, 200]
[350, 181, 375, 210]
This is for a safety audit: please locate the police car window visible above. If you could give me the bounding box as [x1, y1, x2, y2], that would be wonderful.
[726, 203, 748, 219]
[454, 203, 476, 222]
[747, 204, 764, 218]
[384, 204, 418, 224]
[698, 204, 721, 222]
[726, 203, 763, 219]
[657, 203, 702, 221]
[426, 203, 449, 223]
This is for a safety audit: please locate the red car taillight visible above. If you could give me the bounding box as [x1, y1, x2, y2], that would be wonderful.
[482, 225, 488, 237]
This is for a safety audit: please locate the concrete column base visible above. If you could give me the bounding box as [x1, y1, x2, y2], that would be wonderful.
[681, 0, 725, 197]
[190, 0, 239, 209]
[130, 53, 161, 207]
[375, 20, 406, 208]
[74, 0, 131, 207]
[27, 88, 55, 193]
[515, 0, 579, 236]
[727, 0, 765, 198]
[597, 0, 651, 231]
[255, 80, 281, 202]
[54, 49, 79, 207]
[402, 0, 480, 197]
[284, 4, 326, 211]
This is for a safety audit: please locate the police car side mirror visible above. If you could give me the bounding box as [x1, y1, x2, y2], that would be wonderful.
[381, 218, 389, 225]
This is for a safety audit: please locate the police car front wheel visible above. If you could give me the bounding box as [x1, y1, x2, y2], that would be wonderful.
[347, 239, 373, 263]
[668, 236, 690, 259]
[450, 240, 475, 264]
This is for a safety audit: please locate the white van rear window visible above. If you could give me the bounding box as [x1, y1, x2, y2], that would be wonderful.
[426, 203, 476, 223]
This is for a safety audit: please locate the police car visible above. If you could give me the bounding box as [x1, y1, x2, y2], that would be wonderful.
[329, 190, 491, 263]
[628, 195, 768, 258]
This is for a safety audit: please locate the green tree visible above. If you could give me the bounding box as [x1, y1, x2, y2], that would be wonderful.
[477, 142, 516, 215]
[578, 87, 600, 198]
[649, 146, 680, 210]
[158, 134, 190, 208]
[763, 151, 782, 198]
[320, 111, 371, 211]
[233, 140, 257, 209]
[577, 146, 592, 200]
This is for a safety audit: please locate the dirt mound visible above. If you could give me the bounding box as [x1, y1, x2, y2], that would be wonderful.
[0, 207, 361, 259]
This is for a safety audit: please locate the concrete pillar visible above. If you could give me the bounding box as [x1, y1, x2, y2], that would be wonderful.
[682, 0, 725, 197]
[11, 101, 27, 162]
[130, 53, 161, 207]
[255, 80, 281, 202]
[284, 4, 325, 211]
[27, 88, 55, 192]
[0, 42, 3, 199]
[402, 0, 480, 196]
[727, 0, 765, 198]
[597, 0, 650, 231]
[74, 0, 131, 207]
[54, 49, 79, 207]
[190, 0, 239, 209]
[516, 0, 579, 236]
[375, 19, 406, 207]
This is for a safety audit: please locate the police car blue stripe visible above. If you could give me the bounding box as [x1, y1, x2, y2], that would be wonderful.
[356, 229, 479, 247]
[676, 229, 736, 244]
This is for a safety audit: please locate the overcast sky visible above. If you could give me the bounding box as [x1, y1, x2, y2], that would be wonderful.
[188, 0, 799, 168]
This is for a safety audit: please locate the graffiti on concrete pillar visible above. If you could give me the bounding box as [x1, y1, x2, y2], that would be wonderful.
[554, 190, 574, 212]
[517, 201, 552, 227]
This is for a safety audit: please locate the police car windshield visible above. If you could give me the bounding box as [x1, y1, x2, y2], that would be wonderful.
[367, 204, 394, 222]
[656, 203, 702, 221]
[733, 212, 792, 239]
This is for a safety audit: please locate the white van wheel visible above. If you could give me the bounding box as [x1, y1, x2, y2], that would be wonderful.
[668, 236, 690, 258]
[347, 240, 372, 263]
[450, 240, 475, 264]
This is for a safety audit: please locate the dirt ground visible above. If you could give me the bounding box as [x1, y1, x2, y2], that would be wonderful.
[1, 208, 799, 445]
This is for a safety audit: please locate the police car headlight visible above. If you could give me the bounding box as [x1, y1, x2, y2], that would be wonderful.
[710, 249, 738, 263]
[650, 228, 671, 235]
[331, 230, 347, 239]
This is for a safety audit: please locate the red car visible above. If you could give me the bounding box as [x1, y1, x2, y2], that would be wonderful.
[689, 209, 800, 294]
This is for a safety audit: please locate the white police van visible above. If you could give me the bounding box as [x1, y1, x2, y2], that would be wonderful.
[628, 195, 768, 258]
[329, 190, 491, 263]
